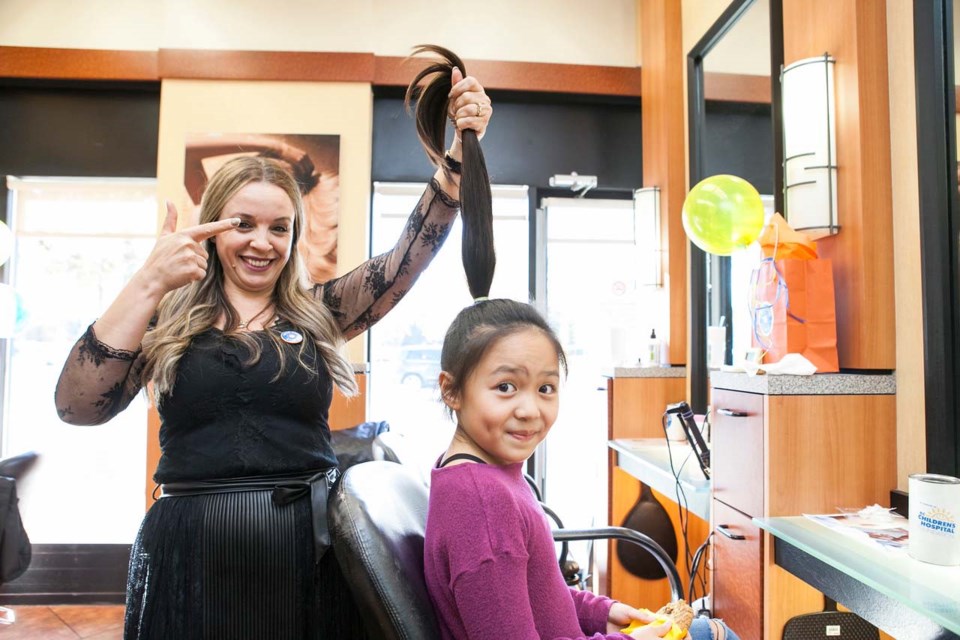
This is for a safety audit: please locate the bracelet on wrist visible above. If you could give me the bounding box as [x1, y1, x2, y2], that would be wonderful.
[443, 151, 462, 175]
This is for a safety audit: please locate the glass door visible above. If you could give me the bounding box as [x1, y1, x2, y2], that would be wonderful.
[534, 195, 668, 587]
[2, 177, 156, 543]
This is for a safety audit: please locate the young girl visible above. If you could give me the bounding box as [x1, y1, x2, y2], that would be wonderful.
[420, 71, 737, 640]
[423, 298, 738, 639]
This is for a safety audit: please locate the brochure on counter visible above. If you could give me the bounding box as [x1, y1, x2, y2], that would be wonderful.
[804, 507, 909, 552]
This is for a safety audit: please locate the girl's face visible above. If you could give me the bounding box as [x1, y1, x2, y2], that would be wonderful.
[216, 181, 295, 296]
[442, 328, 561, 466]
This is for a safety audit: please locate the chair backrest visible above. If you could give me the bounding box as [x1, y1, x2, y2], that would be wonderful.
[328, 461, 440, 640]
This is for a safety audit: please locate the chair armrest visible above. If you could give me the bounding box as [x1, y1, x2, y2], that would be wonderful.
[552, 526, 683, 601]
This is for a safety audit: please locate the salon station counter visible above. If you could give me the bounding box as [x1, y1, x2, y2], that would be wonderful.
[708, 370, 898, 640]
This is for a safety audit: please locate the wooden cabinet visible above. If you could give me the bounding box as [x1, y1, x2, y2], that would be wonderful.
[709, 381, 896, 640]
[712, 501, 762, 640]
[712, 391, 764, 518]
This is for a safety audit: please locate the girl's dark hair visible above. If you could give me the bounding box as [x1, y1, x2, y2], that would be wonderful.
[439, 299, 568, 412]
[405, 44, 495, 300]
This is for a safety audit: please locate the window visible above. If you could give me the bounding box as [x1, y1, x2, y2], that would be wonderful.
[2, 177, 156, 543]
[367, 183, 529, 475]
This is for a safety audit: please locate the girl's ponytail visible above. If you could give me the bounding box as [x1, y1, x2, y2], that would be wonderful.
[405, 45, 495, 301]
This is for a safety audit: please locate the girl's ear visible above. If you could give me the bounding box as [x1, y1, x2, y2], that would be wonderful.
[438, 371, 460, 411]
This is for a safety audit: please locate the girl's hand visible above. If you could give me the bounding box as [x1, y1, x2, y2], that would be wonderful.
[607, 603, 671, 638]
[137, 202, 239, 298]
[627, 619, 672, 639]
[447, 67, 492, 148]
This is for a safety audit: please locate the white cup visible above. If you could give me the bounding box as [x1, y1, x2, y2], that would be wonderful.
[908, 473, 960, 566]
[707, 326, 726, 369]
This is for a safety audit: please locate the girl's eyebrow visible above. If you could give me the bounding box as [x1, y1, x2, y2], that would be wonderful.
[490, 364, 560, 377]
[490, 364, 525, 376]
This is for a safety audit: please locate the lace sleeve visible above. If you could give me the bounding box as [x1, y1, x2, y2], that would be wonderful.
[317, 179, 459, 340]
[54, 324, 147, 426]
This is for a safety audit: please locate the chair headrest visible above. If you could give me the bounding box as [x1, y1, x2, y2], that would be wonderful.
[0, 451, 38, 481]
[329, 461, 440, 640]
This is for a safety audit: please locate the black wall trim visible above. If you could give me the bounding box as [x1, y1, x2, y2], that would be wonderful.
[0, 81, 160, 178]
[372, 90, 643, 190]
[914, 0, 960, 477]
[0, 544, 130, 605]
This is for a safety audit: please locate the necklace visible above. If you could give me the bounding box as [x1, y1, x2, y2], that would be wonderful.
[236, 302, 274, 330]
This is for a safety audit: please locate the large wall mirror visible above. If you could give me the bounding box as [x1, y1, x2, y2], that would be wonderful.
[687, 0, 784, 411]
[914, 0, 960, 477]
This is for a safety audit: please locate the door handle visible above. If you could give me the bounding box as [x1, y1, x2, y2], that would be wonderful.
[716, 408, 748, 417]
[716, 524, 746, 540]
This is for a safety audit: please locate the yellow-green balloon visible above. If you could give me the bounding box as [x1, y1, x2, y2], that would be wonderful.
[681, 175, 765, 256]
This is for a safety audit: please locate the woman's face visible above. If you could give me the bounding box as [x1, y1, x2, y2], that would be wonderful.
[443, 328, 562, 466]
[216, 181, 295, 296]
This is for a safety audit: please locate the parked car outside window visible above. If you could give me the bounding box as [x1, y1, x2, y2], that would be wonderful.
[399, 345, 442, 388]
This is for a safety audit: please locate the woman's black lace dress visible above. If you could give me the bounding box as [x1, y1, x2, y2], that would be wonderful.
[54, 182, 459, 640]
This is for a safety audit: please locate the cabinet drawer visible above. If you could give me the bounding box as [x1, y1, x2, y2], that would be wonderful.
[712, 500, 762, 640]
[711, 389, 764, 517]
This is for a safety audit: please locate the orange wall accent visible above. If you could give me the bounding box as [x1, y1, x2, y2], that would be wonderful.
[0, 46, 643, 97]
[375, 56, 643, 96]
[158, 49, 375, 82]
[704, 71, 771, 104]
[782, 0, 895, 369]
[0, 46, 157, 81]
[641, 0, 688, 365]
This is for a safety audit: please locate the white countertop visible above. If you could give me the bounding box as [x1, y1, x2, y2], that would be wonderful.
[609, 438, 711, 521]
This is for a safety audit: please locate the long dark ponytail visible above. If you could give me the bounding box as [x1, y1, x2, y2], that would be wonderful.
[405, 44, 495, 300]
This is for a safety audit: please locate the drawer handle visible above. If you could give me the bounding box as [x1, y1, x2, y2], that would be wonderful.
[716, 524, 746, 540]
[716, 408, 748, 417]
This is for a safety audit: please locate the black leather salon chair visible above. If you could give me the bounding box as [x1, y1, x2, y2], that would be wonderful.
[0, 450, 38, 626]
[328, 460, 682, 640]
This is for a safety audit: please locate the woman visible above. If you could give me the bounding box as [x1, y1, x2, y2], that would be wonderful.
[54, 48, 492, 639]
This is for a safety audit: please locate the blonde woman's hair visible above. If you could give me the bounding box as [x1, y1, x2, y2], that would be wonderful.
[141, 155, 357, 400]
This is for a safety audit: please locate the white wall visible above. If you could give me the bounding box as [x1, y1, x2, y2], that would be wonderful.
[0, 0, 639, 66]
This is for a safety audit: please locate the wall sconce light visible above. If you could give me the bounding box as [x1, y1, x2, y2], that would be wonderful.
[634, 187, 662, 287]
[781, 53, 839, 239]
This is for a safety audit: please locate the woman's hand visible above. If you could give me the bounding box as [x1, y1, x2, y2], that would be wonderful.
[136, 202, 239, 300]
[607, 602, 670, 638]
[447, 67, 493, 156]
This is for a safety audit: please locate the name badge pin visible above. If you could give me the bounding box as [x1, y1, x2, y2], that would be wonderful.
[280, 330, 304, 344]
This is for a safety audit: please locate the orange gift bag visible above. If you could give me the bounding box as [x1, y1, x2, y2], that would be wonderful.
[750, 215, 840, 373]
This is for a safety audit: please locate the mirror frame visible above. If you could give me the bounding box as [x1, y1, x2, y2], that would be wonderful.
[913, 0, 960, 476]
[686, 0, 784, 412]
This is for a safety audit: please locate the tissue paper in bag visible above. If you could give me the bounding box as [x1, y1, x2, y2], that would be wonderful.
[751, 258, 839, 373]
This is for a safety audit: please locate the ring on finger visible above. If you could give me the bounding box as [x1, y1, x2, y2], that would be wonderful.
[476, 103, 484, 118]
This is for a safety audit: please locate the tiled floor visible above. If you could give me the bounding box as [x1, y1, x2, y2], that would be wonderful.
[0, 605, 124, 639]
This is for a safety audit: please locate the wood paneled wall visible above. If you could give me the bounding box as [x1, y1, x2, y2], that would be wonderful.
[782, 0, 896, 370]
[641, 0, 688, 365]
